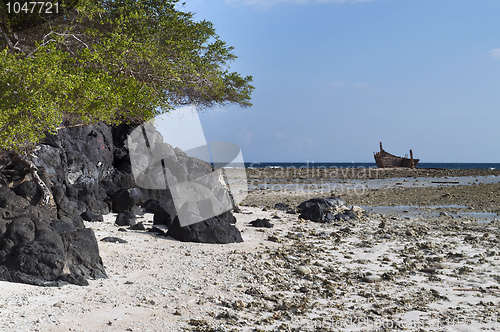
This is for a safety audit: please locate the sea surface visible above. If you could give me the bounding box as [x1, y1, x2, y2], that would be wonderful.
[243, 162, 500, 170]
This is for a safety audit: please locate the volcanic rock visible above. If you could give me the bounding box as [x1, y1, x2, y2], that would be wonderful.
[0, 215, 106, 286]
[81, 211, 104, 222]
[129, 222, 146, 231]
[165, 211, 243, 244]
[274, 203, 289, 211]
[13, 181, 42, 205]
[112, 188, 143, 213]
[297, 197, 358, 223]
[249, 218, 274, 228]
[115, 211, 136, 226]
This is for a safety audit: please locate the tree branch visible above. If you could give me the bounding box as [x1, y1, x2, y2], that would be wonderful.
[12, 154, 54, 207]
[0, 27, 21, 52]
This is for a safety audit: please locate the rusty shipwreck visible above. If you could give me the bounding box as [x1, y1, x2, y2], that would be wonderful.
[374, 142, 419, 168]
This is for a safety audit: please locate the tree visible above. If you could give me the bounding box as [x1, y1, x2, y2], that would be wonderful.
[0, 0, 254, 152]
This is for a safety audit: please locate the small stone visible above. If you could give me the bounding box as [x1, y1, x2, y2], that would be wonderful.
[101, 237, 128, 244]
[188, 319, 208, 326]
[275, 203, 289, 211]
[362, 275, 382, 283]
[296, 265, 312, 275]
[298, 286, 309, 293]
[267, 235, 281, 243]
[249, 218, 274, 228]
[405, 229, 416, 237]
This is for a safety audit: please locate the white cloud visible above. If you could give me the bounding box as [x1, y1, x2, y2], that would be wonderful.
[225, 0, 372, 9]
[488, 49, 500, 59]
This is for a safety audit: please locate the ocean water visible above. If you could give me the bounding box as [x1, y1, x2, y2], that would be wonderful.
[244, 162, 500, 170]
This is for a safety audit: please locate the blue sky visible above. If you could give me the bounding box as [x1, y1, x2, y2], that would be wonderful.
[181, 0, 500, 163]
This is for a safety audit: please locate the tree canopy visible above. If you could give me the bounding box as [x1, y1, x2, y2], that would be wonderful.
[0, 0, 254, 151]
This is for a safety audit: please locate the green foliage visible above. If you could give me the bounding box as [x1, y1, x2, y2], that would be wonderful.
[0, 0, 254, 151]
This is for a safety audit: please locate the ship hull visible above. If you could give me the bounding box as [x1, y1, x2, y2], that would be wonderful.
[374, 142, 419, 168]
[374, 154, 419, 168]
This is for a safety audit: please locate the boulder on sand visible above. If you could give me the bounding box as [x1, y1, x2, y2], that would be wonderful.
[115, 211, 136, 226]
[164, 210, 243, 244]
[249, 218, 274, 228]
[0, 212, 106, 286]
[297, 197, 358, 223]
[148, 196, 242, 244]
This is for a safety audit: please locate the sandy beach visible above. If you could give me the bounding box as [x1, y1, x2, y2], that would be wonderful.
[0, 168, 499, 331]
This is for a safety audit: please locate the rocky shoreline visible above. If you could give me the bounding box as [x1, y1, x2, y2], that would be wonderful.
[246, 166, 500, 181]
[242, 168, 500, 213]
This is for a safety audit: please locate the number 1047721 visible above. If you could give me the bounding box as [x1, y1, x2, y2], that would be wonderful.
[6, 2, 59, 14]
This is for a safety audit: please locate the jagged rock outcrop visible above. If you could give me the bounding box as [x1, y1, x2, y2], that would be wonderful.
[0, 171, 106, 286]
[0, 122, 119, 286]
[0, 120, 242, 286]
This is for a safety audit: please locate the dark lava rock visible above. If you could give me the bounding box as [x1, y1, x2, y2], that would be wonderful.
[129, 222, 146, 231]
[80, 211, 104, 222]
[166, 211, 243, 244]
[297, 197, 347, 223]
[0, 122, 158, 287]
[249, 218, 274, 228]
[299, 286, 310, 293]
[148, 198, 177, 226]
[112, 188, 143, 213]
[0, 216, 106, 286]
[142, 199, 162, 214]
[35, 122, 115, 215]
[297, 197, 345, 214]
[299, 202, 324, 222]
[13, 181, 42, 205]
[274, 203, 289, 211]
[115, 211, 136, 226]
[335, 209, 357, 221]
[0, 120, 249, 287]
[101, 237, 128, 244]
[0, 187, 30, 212]
[148, 226, 167, 236]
